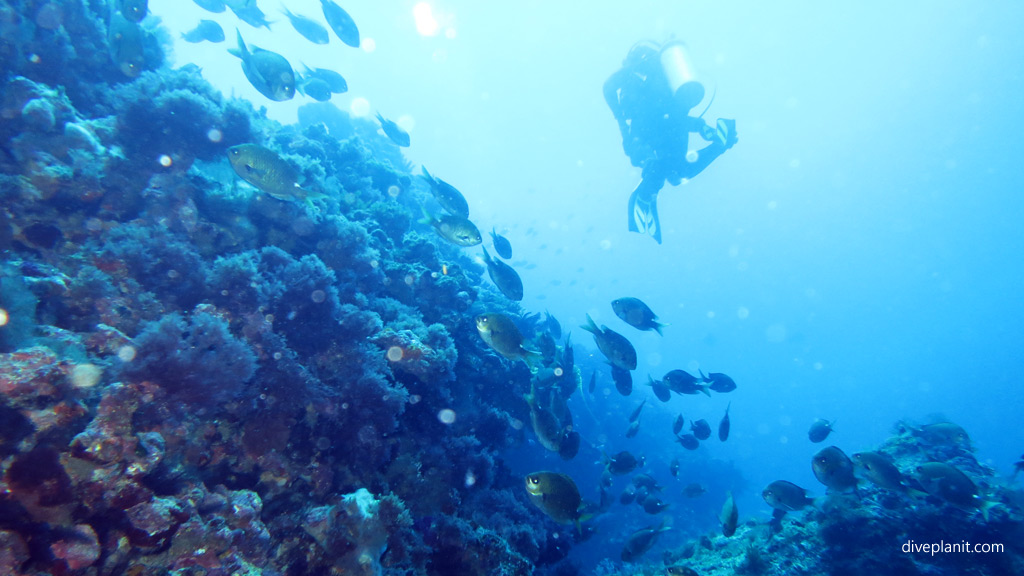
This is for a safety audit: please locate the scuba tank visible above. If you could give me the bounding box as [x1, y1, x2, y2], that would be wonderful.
[659, 40, 705, 111]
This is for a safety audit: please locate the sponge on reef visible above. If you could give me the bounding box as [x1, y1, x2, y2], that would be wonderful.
[304, 488, 392, 576]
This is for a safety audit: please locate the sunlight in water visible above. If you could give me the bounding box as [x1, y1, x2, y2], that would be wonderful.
[397, 114, 416, 132]
[350, 97, 371, 117]
[414, 2, 440, 36]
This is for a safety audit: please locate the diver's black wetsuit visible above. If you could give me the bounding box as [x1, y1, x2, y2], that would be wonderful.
[603, 42, 668, 170]
[605, 42, 736, 244]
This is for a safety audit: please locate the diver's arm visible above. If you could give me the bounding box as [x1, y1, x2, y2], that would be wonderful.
[677, 140, 727, 180]
[690, 117, 715, 141]
[675, 118, 738, 180]
[603, 68, 632, 125]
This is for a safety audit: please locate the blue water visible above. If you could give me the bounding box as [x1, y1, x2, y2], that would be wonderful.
[4, 1, 1024, 573]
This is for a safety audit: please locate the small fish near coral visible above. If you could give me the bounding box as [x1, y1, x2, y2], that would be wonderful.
[376, 112, 410, 147]
[227, 143, 326, 204]
[182, 20, 225, 43]
[231, 31, 296, 101]
[525, 471, 584, 528]
[321, 0, 360, 47]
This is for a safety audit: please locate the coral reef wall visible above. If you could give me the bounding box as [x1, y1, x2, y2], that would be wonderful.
[0, 2, 551, 574]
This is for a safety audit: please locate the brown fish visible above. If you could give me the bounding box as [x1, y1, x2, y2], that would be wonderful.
[811, 446, 858, 493]
[912, 422, 971, 450]
[852, 451, 907, 492]
[719, 491, 738, 537]
[915, 462, 985, 511]
[581, 313, 637, 370]
[525, 471, 582, 527]
[476, 313, 534, 362]
[227, 144, 325, 204]
[621, 522, 670, 562]
[808, 418, 834, 443]
[762, 480, 814, 512]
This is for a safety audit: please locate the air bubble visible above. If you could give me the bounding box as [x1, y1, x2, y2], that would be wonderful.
[70, 364, 102, 388]
[438, 409, 456, 424]
[117, 345, 137, 362]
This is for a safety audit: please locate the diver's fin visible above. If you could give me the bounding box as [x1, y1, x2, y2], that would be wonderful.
[716, 118, 737, 149]
[627, 184, 642, 233]
[628, 186, 662, 243]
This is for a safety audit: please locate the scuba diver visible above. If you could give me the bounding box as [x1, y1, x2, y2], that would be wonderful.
[604, 40, 738, 243]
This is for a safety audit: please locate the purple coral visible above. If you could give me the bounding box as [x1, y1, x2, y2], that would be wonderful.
[121, 308, 256, 408]
[208, 246, 358, 355]
[109, 68, 254, 168]
[96, 223, 208, 311]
